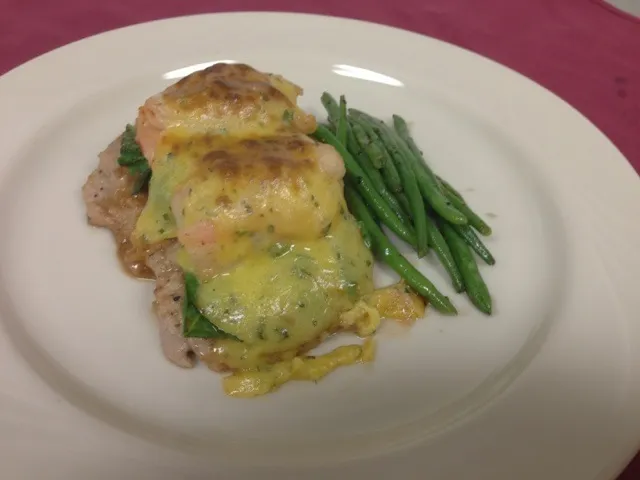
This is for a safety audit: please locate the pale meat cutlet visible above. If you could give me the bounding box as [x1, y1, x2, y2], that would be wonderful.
[81, 136, 213, 368]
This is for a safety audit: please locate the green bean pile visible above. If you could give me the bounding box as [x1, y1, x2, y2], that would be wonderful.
[312, 93, 495, 315]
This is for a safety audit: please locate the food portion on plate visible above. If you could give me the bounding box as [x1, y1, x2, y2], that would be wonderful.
[82, 62, 494, 398]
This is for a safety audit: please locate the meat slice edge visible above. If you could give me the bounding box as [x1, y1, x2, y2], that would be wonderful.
[82, 136, 212, 368]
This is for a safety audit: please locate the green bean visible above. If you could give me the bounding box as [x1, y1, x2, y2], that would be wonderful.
[350, 115, 402, 192]
[345, 185, 457, 315]
[354, 150, 412, 225]
[395, 192, 411, 216]
[323, 92, 356, 152]
[392, 114, 424, 165]
[337, 95, 348, 145]
[319, 96, 411, 229]
[452, 224, 495, 265]
[426, 216, 465, 293]
[402, 170, 429, 257]
[387, 113, 468, 225]
[319, 122, 335, 133]
[320, 93, 366, 164]
[321, 93, 359, 154]
[312, 125, 417, 247]
[440, 222, 492, 315]
[346, 130, 362, 157]
[440, 183, 493, 236]
[361, 120, 428, 257]
[350, 120, 385, 169]
[436, 176, 463, 201]
[378, 148, 403, 193]
[321, 92, 341, 125]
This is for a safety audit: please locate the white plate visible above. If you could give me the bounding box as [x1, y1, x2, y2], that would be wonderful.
[1, 12, 639, 480]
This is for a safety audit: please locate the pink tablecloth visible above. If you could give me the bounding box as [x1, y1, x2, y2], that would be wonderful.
[1, 0, 639, 477]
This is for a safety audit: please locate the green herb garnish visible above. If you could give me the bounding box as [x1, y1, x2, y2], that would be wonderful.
[117, 124, 151, 194]
[268, 242, 291, 258]
[282, 109, 294, 124]
[182, 272, 239, 340]
[342, 280, 359, 298]
[292, 266, 313, 279]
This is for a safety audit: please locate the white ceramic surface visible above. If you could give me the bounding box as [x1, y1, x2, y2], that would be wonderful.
[606, 0, 640, 17]
[0, 12, 639, 480]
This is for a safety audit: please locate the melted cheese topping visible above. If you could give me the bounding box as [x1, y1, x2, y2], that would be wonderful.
[135, 130, 374, 369]
[134, 132, 345, 276]
[158, 63, 315, 135]
[131, 63, 424, 397]
[222, 339, 376, 398]
[197, 213, 374, 370]
[135, 63, 316, 162]
[366, 283, 426, 324]
[131, 63, 379, 395]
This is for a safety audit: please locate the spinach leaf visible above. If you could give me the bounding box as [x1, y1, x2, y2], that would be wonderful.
[182, 272, 240, 340]
[131, 169, 151, 195]
[117, 124, 151, 194]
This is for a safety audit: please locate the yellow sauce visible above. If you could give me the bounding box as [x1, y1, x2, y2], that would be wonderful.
[223, 339, 376, 398]
[365, 283, 426, 324]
